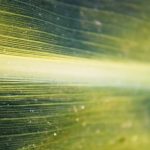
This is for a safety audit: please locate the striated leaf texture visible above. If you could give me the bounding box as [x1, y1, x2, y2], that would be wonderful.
[0, 0, 150, 150]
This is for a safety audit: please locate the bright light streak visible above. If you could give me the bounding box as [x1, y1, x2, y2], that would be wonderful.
[0, 54, 150, 89]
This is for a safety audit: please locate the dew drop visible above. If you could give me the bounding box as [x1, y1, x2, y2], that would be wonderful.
[81, 105, 85, 110]
[53, 132, 57, 136]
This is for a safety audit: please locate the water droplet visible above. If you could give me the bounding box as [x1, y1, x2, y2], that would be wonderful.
[53, 132, 57, 136]
[81, 105, 85, 110]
